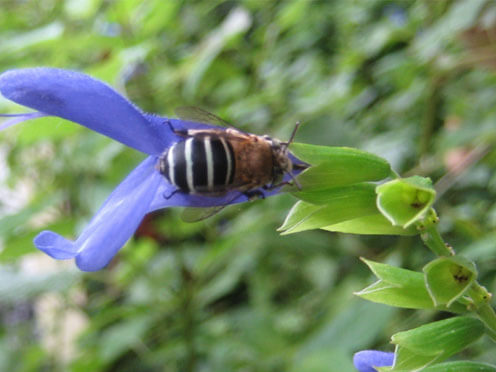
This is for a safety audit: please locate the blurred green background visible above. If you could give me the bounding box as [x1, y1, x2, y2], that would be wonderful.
[1, 0, 496, 371]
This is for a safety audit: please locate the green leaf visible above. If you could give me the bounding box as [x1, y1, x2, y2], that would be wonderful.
[322, 213, 417, 236]
[279, 184, 378, 234]
[421, 361, 496, 372]
[99, 315, 153, 363]
[378, 361, 496, 372]
[289, 348, 354, 372]
[424, 257, 477, 307]
[184, 7, 252, 98]
[297, 299, 394, 355]
[0, 218, 76, 262]
[391, 317, 484, 371]
[0, 192, 63, 238]
[0, 267, 79, 303]
[355, 259, 435, 309]
[290, 143, 393, 191]
[376, 176, 436, 228]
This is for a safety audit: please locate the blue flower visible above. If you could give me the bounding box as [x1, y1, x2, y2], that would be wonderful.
[0, 67, 298, 271]
[353, 350, 394, 372]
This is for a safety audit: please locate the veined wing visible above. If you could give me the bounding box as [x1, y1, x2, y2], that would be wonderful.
[180, 205, 228, 222]
[181, 191, 249, 222]
[175, 106, 233, 127]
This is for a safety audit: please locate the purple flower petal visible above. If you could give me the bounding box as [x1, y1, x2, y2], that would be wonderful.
[353, 350, 395, 372]
[0, 68, 171, 155]
[34, 156, 162, 271]
[34, 231, 78, 259]
[0, 68, 307, 271]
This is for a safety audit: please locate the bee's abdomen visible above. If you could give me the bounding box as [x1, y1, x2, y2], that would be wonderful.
[160, 136, 235, 193]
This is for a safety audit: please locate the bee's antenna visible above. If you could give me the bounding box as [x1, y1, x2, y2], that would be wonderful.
[282, 121, 301, 150]
[287, 171, 302, 190]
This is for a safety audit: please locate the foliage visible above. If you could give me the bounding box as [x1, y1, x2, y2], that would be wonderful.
[1, 1, 496, 371]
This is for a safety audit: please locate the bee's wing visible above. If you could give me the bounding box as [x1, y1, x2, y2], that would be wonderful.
[175, 106, 233, 128]
[180, 205, 228, 222]
[181, 190, 249, 222]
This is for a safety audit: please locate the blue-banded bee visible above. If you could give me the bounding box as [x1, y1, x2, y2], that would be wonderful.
[158, 107, 305, 207]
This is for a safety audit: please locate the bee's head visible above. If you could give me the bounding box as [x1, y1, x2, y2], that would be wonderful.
[269, 137, 293, 173]
[266, 121, 304, 190]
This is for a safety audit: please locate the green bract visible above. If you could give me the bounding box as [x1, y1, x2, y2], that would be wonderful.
[389, 317, 484, 371]
[377, 361, 496, 372]
[279, 183, 378, 234]
[355, 259, 467, 313]
[424, 257, 477, 307]
[355, 259, 435, 310]
[289, 143, 393, 191]
[420, 361, 496, 372]
[281, 145, 428, 236]
[376, 176, 436, 228]
[280, 144, 409, 235]
[279, 183, 403, 234]
[322, 213, 417, 236]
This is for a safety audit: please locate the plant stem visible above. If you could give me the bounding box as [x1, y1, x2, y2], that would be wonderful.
[421, 223, 496, 341]
[469, 283, 496, 342]
[420, 224, 454, 257]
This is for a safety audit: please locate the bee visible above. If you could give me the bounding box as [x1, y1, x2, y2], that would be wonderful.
[157, 107, 306, 219]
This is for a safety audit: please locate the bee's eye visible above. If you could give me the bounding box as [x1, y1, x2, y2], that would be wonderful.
[271, 138, 282, 149]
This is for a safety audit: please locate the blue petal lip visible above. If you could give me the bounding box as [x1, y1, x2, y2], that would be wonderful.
[34, 156, 163, 271]
[34, 231, 78, 259]
[353, 350, 394, 372]
[0, 68, 172, 155]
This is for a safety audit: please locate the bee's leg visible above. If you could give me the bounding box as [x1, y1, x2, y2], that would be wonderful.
[163, 188, 180, 200]
[243, 189, 265, 200]
[263, 181, 292, 191]
[165, 119, 189, 137]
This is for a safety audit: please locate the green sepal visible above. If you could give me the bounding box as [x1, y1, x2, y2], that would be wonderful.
[293, 182, 376, 205]
[377, 361, 496, 372]
[421, 361, 496, 372]
[322, 213, 417, 236]
[278, 200, 320, 233]
[423, 256, 477, 307]
[376, 176, 436, 228]
[289, 143, 393, 191]
[279, 183, 378, 234]
[355, 259, 435, 309]
[390, 317, 484, 371]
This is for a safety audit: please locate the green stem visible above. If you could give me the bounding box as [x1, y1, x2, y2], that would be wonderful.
[420, 224, 454, 257]
[390, 169, 401, 179]
[469, 283, 496, 342]
[418, 214, 496, 341]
